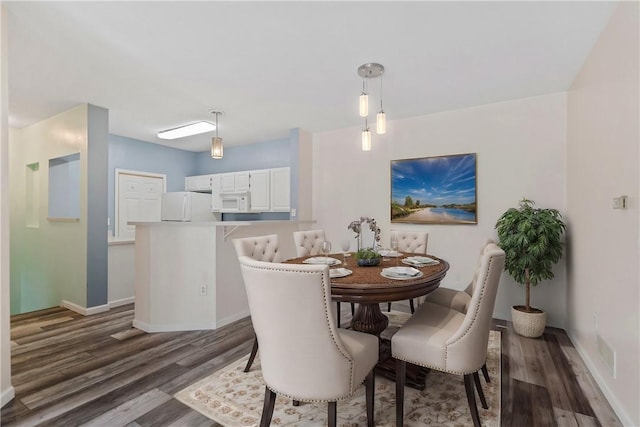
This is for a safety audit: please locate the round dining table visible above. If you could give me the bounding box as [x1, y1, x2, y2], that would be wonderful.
[288, 253, 450, 336]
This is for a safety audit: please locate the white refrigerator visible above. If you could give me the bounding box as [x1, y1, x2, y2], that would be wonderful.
[161, 191, 215, 222]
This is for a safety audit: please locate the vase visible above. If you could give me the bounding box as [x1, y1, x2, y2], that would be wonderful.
[357, 258, 380, 267]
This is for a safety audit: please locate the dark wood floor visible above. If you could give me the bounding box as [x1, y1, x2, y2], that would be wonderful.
[1, 304, 621, 426]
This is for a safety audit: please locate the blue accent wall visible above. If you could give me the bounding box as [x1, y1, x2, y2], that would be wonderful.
[87, 105, 109, 307]
[108, 134, 198, 235]
[194, 137, 292, 174]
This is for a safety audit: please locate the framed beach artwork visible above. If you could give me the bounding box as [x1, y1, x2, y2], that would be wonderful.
[391, 153, 477, 224]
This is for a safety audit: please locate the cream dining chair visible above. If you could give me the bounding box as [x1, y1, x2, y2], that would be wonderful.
[233, 234, 282, 373]
[387, 230, 429, 313]
[423, 239, 496, 382]
[293, 229, 355, 326]
[392, 242, 505, 427]
[237, 256, 379, 427]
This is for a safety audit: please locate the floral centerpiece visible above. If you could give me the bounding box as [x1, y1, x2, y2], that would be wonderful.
[348, 217, 382, 266]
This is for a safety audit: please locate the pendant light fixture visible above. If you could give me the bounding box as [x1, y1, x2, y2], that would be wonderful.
[376, 74, 386, 134]
[362, 118, 372, 151]
[357, 63, 385, 150]
[210, 111, 223, 159]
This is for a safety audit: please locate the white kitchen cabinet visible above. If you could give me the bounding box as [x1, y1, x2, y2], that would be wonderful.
[185, 174, 213, 192]
[235, 171, 250, 191]
[211, 174, 222, 211]
[270, 167, 291, 212]
[249, 169, 270, 212]
[185, 176, 198, 191]
[220, 173, 236, 192]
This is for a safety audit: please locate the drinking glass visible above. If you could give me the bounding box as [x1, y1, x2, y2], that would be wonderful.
[321, 241, 332, 263]
[390, 236, 400, 265]
[340, 239, 350, 264]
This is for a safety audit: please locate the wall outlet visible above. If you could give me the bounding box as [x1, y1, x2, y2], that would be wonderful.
[290, 208, 297, 217]
[199, 284, 207, 296]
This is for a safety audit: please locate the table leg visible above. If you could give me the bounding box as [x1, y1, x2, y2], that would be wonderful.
[350, 303, 389, 335]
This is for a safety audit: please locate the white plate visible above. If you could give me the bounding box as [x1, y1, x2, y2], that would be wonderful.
[303, 257, 341, 266]
[381, 266, 423, 280]
[330, 268, 352, 278]
[403, 256, 439, 267]
[378, 249, 401, 257]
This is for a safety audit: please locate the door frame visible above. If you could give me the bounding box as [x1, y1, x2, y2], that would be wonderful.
[114, 169, 167, 239]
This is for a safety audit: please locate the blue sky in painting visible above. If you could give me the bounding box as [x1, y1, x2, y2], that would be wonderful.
[391, 154, 476, 206]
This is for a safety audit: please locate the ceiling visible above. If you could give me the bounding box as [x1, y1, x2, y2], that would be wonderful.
[6, 1, 617, 152]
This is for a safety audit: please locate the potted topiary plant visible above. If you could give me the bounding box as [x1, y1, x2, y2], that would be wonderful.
[495, 198, 566, 338]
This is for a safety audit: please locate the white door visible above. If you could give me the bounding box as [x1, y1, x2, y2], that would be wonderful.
[116, 171, 165, 239]
[270, 167, 291, 212]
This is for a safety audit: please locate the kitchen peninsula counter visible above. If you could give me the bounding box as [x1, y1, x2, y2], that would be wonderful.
[130, 220, 314, 332]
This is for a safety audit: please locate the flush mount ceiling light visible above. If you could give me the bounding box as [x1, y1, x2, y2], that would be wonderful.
[210, 111, 223, 159]
[157, 121, 215, 140]
[357, 63, 386, 151]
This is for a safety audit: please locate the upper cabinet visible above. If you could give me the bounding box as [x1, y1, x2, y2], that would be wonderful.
[185, 174, 213, 192]
[193, 167, 290, 213]
[270, 167, 290, 212]
[249, 169, 270, 212]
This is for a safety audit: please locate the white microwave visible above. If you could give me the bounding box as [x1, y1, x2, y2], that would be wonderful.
[219, 191, 251, 213]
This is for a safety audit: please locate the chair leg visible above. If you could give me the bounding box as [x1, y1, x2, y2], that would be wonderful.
[244, 336, 259, 372]
[473, 371, 488, 409]
[387, 302, 392, 312]
[260, 386, 277, 427]
[409, 298, 415, 313]
[464, 374, 482, 427]
[365, 370, 375, 427]
[396, 359, 406, 427]
[336, 301, 341, 328]
[350, 302, 355, 316]
[481, 362, 490, 383]
[328, 401, 337, 427]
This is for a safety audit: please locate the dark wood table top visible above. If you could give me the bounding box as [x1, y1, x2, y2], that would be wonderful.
[287, 253, 450, 305]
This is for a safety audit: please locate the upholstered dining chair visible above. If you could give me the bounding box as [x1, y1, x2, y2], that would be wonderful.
[293, 229, 355, 326]
[423, 239, 496, 383]
[237, 256, 379, 427]
[387, 230, 429, 313]
[392, 242, 505, 427]
[233, 234, 282, 373]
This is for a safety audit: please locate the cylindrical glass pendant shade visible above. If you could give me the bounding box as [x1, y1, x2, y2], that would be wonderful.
[361, 129, 371, 151]
[359, 92, 368, 117]
[211, 137, 223, 159]
[376, 111, 386, 134]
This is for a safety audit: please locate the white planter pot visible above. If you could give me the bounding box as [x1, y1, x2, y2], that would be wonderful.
[511, 306, 546, 338]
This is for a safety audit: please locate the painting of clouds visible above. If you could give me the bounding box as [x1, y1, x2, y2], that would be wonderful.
[391, 153, 477, 224]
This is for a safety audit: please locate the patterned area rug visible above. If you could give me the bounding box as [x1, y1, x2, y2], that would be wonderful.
[174, 328, 500, 426]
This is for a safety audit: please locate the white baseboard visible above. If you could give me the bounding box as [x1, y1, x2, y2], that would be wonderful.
[216, 309, 251, 328]
[1, 386, 15, 408]
[132, 319, 217, 333]
[109, 297, 135, 308]
[61, 300, 110, 316]
[567, 331, 634, 426]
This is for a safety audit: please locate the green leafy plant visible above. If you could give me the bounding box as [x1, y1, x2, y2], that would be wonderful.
[495, 199, 566, 312]
[355, 248, 381, 261]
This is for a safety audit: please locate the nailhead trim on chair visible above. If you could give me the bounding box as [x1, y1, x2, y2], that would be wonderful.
[242, 262, 357, 402]
[395, 254, 498, 376]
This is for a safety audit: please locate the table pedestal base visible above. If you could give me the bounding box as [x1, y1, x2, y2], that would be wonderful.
[350, 303, 389, 335]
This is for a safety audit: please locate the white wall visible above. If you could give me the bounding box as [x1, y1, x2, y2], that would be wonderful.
[0, 4, 15, 408]
[9, 105, 90, 313]
[313, 93, 568, 327]
[567, 2, 639, 425]
[107, 242, 135, 306]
